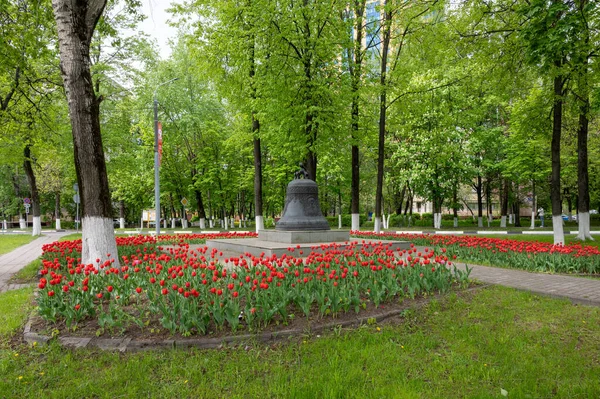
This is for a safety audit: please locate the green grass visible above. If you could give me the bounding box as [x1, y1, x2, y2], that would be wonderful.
[0, 235, 38, 255]
[0, 288, 34, 338]
[57, 233, 81, 241]
[10, 259, 41, 283]
[1, 286, 598, 398]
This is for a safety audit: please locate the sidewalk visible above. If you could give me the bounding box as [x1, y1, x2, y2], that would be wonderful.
[0, 231, 70, 293]
[454, 262, 600, 306]
[1, 233, 599, 307]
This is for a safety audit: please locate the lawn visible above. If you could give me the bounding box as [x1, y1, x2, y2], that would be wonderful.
[0, 235, 38, 255]
[1, 286, 598, 397]
[485, 233, 600, 249]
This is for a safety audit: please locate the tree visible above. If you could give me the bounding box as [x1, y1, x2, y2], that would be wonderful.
[52, 0, 119, 265]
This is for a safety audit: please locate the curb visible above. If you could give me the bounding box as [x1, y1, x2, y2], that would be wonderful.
[23, 285, 487, 352]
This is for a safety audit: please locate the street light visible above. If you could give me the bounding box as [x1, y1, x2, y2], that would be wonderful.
[153, 77, 179, 237]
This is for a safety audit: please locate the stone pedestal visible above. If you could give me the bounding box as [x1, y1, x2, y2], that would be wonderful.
[258, 229, 349, 244]
[206, 230, 409, 258]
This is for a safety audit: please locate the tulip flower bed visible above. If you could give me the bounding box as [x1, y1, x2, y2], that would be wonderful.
[35, 235, 469, 336]
[352, 231, 600, 274]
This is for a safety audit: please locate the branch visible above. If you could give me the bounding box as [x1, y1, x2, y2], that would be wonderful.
[1, 67, 21, 111]
[387, 76, 467, 109]
[85, 0, 108, 42]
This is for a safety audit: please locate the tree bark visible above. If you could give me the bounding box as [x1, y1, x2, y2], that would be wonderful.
[350, 0, 366, 232]
[500, 178, 509, 227]
[52, 0, 119, 265]
[475, 174, 483, 227]
[55, 192, 62, 230]
[375, 2, 391, 233]
[551, 59, 565, 245]
[576, 46, 592, 240]
[23, 145, 41, 236]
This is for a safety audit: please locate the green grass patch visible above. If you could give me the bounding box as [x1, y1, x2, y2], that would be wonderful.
[58, 233, 81, 242]
[0, 235, 38, 255]
[1, 286, 598, 397]
[0, 288, 34, 338]
[484, 234, 600, 249]
[10, 259, 41, 283]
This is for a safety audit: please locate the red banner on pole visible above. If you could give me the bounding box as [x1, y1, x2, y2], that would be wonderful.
[158, 121, 163, 166]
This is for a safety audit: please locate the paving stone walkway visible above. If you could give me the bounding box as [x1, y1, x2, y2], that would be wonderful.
[0, 231, 70, 293]
[453, 262, 600, 306]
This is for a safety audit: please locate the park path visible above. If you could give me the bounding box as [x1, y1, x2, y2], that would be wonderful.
[452, 261, 600, 306]
[0, 233, 599, 307]
[0, 231, 70, 293]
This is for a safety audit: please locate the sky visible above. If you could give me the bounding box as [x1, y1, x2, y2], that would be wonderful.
[139, 0, 178, 58]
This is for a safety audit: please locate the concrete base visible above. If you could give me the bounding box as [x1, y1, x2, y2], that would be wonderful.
[258, 229, 350, 244]
[206, 236, 410, 258]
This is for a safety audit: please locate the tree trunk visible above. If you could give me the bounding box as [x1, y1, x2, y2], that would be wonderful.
[500, 178, 509, 227]
[52, 0, 119, 266]
[530, 180, 536, 230]
[476, 174, 483, 227]
[350, 0, 365, 232]
[375, 2, 391, 233]
[453, 184, 458, 228]
[23, 145, 41, 236]
[55, 192, 62, 230]
[195, 188, 206, 228]
[513, 184, 521, 227]
[577, 55, 592, 240]
[304, 116, 317, 181]
[551, 61, 565, 245]
[119, 200, 125, 229]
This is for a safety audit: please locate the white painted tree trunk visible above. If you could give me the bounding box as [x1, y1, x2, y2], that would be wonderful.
[552, 215, 565, 245]
[351, 213, 360, 231]
[140, 218, 143, 229]
[567, 211, 572, 221]
[19, 218, 26, 229]
[508, 214, 513, 224]
[224, 216, 228, 230]
[436, 213, 443, 229]
[182, 218, 188, 229]
[453, 217, 458, 228]
[171, 219, 176, 229]
[163, 219, 167, 229]
[209, 219, 214, 228]
[374, 216, 381, 233]
[530, 211, 535, 229]
[477, 216, 483, 228]
[386, 214, 391, 230]
[31, 216, 42, 236]
[56, 218, 62, 230]
[82, 216, 119, 267]
[119, 217, 125, 229]
[338, 214, 342, 229]
[500, 216, 507, 228]
[487, 214, 492, 227]
[576, 212, 594, 241]
[199, 218, 206, 229]
[2, 220, 7, 230]
[255, 215, 264, 232]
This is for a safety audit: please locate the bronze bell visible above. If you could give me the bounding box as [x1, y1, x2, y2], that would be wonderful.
[276, 178, 330, 231]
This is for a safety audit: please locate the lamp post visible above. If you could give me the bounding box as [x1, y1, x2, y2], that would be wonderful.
[153, 78, 179, 237]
